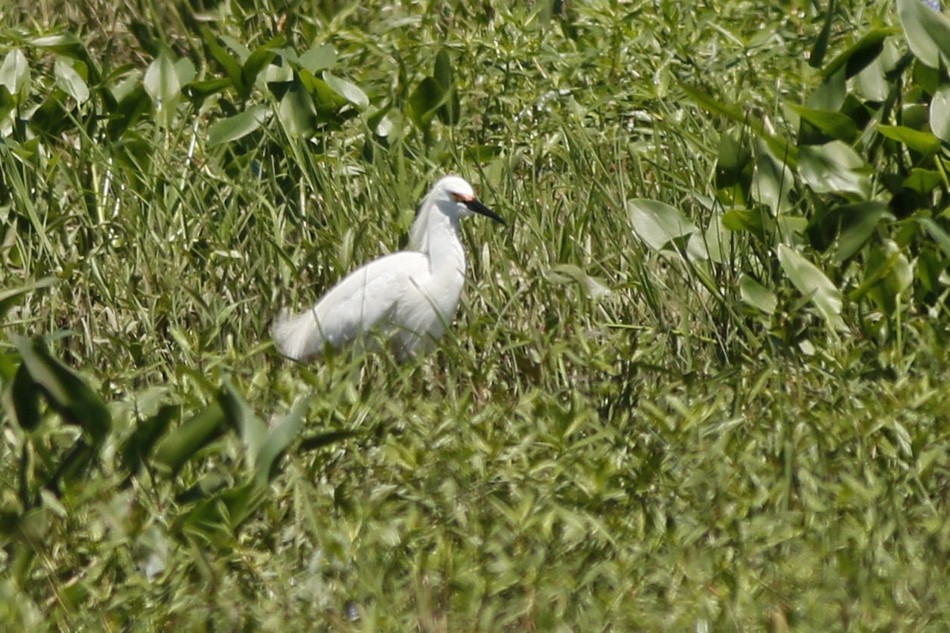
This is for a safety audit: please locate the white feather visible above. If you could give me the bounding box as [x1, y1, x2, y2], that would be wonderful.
[274, 175, 500, 362]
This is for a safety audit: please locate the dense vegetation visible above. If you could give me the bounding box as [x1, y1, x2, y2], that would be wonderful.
[1, 0, 948, 630]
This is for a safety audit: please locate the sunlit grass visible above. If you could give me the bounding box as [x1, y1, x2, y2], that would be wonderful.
[1, 0, 948, 631]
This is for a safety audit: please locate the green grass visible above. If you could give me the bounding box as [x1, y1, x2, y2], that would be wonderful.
[1, 0, 948, 630]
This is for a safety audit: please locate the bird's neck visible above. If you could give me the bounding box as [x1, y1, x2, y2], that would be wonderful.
[424, 206, 466, 276]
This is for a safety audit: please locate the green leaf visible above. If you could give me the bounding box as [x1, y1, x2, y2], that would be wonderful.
[751, 139, 794, 215]
[201, 27, 243, 93]
[0, 49, 30, 101]
[698, 212, 734, 264]
[809, 0, 835, 68]
[120, 404, 176, 476]
[918, 217, 950, 258]
[408, 76, 443, 131]
[876, 124, 941, 155]
[739, 275, 777, 314]
[218, 378, 267, 462]
[547, 264, 611, 300]
[277, 79, 316, 137]
[207, 104, 269, 146]
[254, 396, 311, 484]
[299, 70, 347, 112]
[433, 49, 459, 125]
[176, 479, 266, 543]
[628, 199, 698, 252]
[176, 471, 229, 504]
[820, 28, 895, 79]
[777, 244, 845, 330]
[788, 103, 857, 142]
[931, 85, 950, 143]
[144, 50, 181, 125]
[322, 71, 368, 108]
[28, 34, 86, 61]
[242, 36, 284, 91]
[897, 0, 950, 69]
[833, 202, 890, 264]
[14, 337, 111, 443]
[9, 363, 41, 432]
[53, 59, 89, 104]
[299, 429, 357, 452]
[152, 401, 226, 476]
[798, 141, 870, 197]
[902, 168, 942, 194]
[298, 44, 336, 73]
[184, 78, 233, 102]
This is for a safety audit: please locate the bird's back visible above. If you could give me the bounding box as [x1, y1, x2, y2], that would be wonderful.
[273, 250, 464, 360]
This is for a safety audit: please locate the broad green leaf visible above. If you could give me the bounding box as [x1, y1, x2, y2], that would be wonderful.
[433, 49, 459, 125]
[628, 199, 698, 252]
[819, 28, 895, 79]
[218, 378, 267, 462]
[777, 244, 845, 329]
[277, 80, 316, 137]
[465, 144, 501, 161]
[806, 68, 846, 112]
[897, 0, 950, 68]
[28, 34, 86, 61]
[152, 401, 226, 476]
[751, 139, 794, 214]
[242, 36, 284, 90]
[53, 59, 89, 104]
[14, 337, 111, 443]
[797, 141, 870, 197]
[176, 479, 266, 543]
[300, 70, 347, 112]
[715, 132, 752, 193]
[852, 240, 915, 312]
[877, 124, 941, 155]
[902, 168, 942, 194]
[788, 103, 857, 142]
[0, 49, 30, 101]
[173, 58, 196, 87]
[144, 50, 181, 125]
[739, 275, 777, 314]
[547, 264, 611, 300]
[176, 471, 229, 504]
[207, 104, 268, 146]
[119, 404, 176, 476]
[322, 72, 368, 108]
[918, 217, 950, 257]
[201, 27, 242, 92]
[254, 396, 311, 484]
[184, 78, 233, 102]
[833, 202, 890, 264]
[722, 207, 768, 240]
[929, 85, 950, 143]
[9, 363, 41, 431]
[298, 44, 336, 73]
[688, 213, 733, 264]
[408, 76, 443, 130]
[809, 0, 835, 68]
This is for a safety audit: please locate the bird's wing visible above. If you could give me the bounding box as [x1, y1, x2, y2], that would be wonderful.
[273, 252, 429, 360]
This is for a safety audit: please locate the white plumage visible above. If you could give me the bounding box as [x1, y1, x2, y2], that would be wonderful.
[273, 175, 504, 361]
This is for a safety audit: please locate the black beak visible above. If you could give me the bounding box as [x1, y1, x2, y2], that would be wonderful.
[464, 198, 506, 225]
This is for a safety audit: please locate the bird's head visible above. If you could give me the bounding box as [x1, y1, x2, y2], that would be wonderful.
[432, 175, 505, 225]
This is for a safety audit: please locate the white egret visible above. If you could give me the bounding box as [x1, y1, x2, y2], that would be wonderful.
[273, 175, 505, 361]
